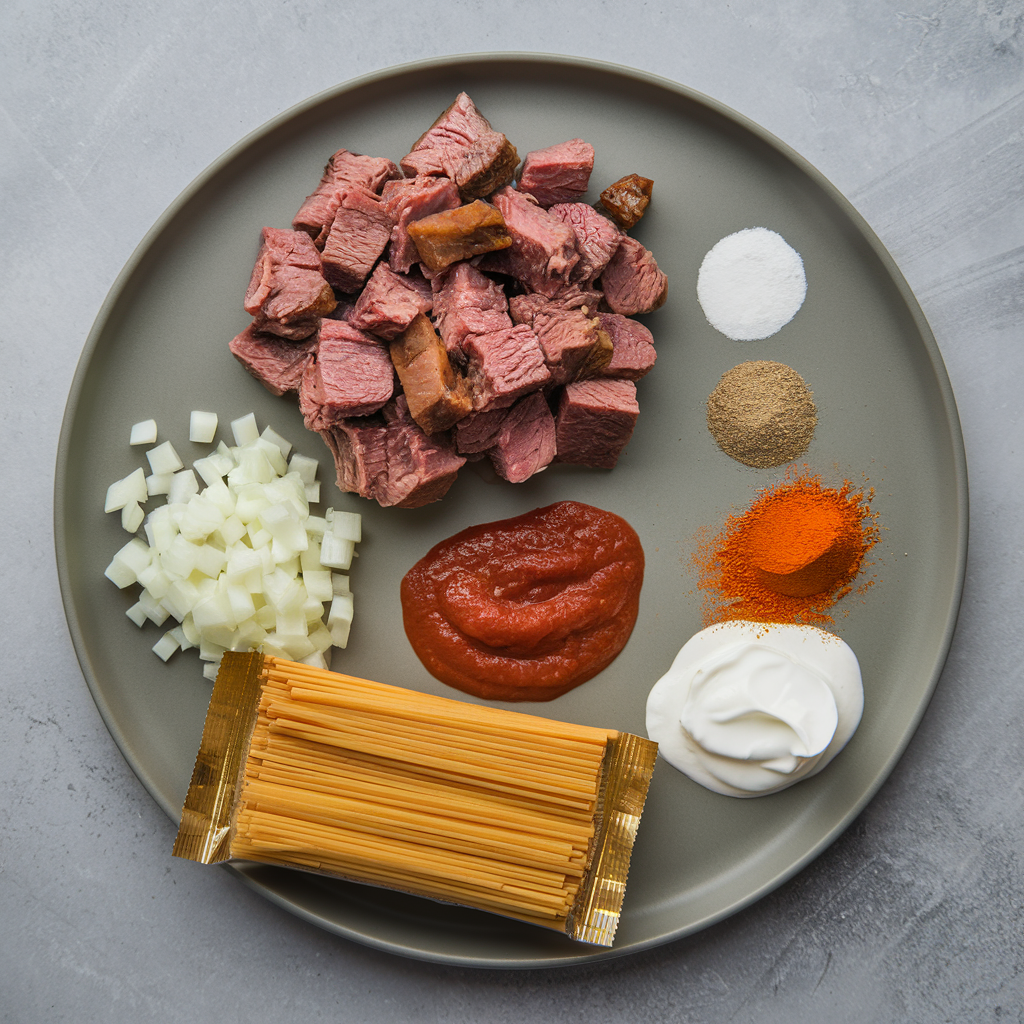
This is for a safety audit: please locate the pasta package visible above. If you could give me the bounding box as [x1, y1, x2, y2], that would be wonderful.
[173, 651, 658, 946]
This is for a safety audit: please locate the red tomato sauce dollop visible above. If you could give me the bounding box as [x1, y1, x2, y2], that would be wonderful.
[400, 501, 644, 701]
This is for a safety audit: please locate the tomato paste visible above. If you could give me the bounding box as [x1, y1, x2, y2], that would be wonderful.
[400, 501, 644, 701]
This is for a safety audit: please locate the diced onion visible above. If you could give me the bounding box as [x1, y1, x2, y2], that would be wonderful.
[105, 467, 148, 513]
[189, 410, 218, 443]
[130, 419, 158, 446]
[104, 411, 360, 676]
[146, 440, 184, 475]
[230, 412, 259, 446]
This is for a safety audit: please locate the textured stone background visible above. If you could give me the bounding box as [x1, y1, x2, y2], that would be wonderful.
[3, 2, 1022, 1021]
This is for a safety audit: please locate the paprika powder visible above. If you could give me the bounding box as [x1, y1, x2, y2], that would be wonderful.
[695, 471, 878, 627]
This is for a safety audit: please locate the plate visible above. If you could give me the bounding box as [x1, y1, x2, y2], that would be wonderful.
[55, 54, 967, 967]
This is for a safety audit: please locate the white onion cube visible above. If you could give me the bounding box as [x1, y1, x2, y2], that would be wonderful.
[303, 570, 333, 603]
[261, 426, 293, 459]
[288, 453, 319, 484]
[139, 589, 170, 625]
[104, 538, 152, 588]
[121, 500, 144, 533]
[130, 419, 158, 446]
[146, 472, 174, 496]
[105, 467, 148, 513]
[167, 469, 200, 505]
[320, 534, 354, 570]
[189, 410, 218, 444]
[305, 515, 327, 538]
[326, 508, 362, 543]
[125, 602, 148, 627]
[152, 632, 180, 662]
[146, 441, 184, 475]
[230, 413, 259, 446]
[328, 592, 353, 648]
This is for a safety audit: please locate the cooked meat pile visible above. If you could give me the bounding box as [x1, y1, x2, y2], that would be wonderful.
[230, 93, 667, 508]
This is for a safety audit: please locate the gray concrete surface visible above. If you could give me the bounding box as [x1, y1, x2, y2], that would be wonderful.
[2, 1, 1022, 1021]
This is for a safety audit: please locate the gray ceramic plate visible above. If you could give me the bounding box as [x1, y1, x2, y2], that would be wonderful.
[55, 54, 967, 968]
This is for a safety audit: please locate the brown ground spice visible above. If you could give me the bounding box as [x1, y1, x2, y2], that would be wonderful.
[707, 360, 817, 468]
[694, 470, 879, 627]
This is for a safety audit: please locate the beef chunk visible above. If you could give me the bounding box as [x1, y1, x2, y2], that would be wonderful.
[431, 262, 511, 355]
[379, 397, 466, 507]
[517, 139, 595, 208]
[401, 92, 519, 200]
[407, 200, 511, 272]
[454, 404, 510, 455]
[243, 227, 336, 340]
[508, 284, 604, 325]
[321, 400, 465, 509]
[592, 313, 657, 381]
[380, 175, 462, 274]
[298, 320, 394, 430]
[488, 391, 557, 483]
[320, 186, 393, 292]
[549, 202, 622, 283]
[228, 324, 317, 396]
[554, 379, 639, 469]
[461, 324, 551, 410]
[388, 313, 472, 434]
[320, 417, 389, 499]
[481, 187, 579, 296]
[598, 174, 653, 229]
[292, 149, 402, 248]
[509, 298, 610, 385]
[599, 235, 668, 315]
[349, 263, 432, 340]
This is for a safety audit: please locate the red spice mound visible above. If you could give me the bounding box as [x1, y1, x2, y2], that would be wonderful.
[694, 471, 878, 627]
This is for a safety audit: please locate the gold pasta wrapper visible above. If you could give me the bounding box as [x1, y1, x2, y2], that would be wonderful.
[173, 651, 658, 946]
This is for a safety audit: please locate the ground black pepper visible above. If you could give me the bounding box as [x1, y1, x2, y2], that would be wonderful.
[706, 360, 817, 468]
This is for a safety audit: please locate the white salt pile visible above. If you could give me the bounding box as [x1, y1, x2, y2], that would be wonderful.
[697, 228, 806, 341]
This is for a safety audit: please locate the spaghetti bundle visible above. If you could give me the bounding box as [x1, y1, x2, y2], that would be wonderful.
[173, 652, 657, 945]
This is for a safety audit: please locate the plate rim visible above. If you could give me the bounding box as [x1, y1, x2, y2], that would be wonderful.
[53, 51, 969, 969]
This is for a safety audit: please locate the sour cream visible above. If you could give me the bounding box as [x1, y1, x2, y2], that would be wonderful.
[646, 621, 863, 797]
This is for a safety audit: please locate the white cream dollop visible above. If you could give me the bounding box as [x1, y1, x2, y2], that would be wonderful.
[646, 621, 863, 797]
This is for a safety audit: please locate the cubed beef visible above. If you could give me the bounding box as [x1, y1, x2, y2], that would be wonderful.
[324, 296, 357, 322]
[292, 150, 402, 248]
[349, 263, 432, 340]
[431, 262, 510, 355]
[599, 235, 668, 315]
[598, 174, 654, 229]
[388, 313, 472, 434]
[592, 313, 657, 381]
[508, 284, 604, 325]
[407, 200, 511, 272]
[228, 324, 317, 396]
[380, 175, 462, 274]
[298, 320, 394, 430]
[320, 186, 393, 292]
[488, 391, 557, 483]
[554, 379, 639, 469]
[481, 187, 579, 296]
[320, 417, 389, 499]
[401, 92, 519, 200]
[454, 404, 511, 455]
[462, 324, 551, 411]
[243, 227, 336, 339]
[378, 396, 466, 507]
[517, 139, 595, 208]
[512, 301, 609, 385]
[549, 202, 622, 282]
